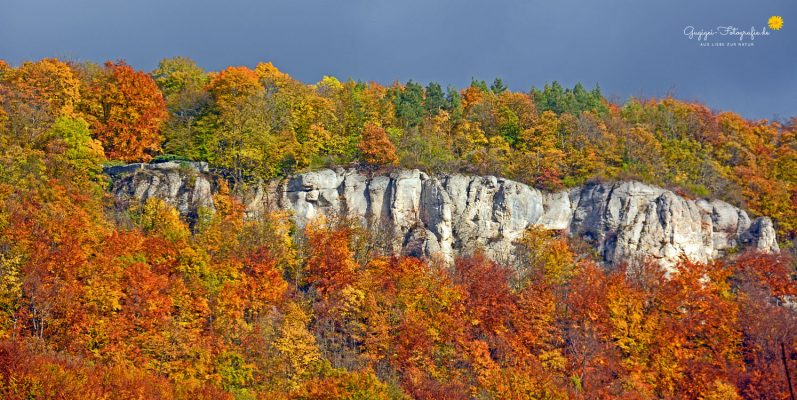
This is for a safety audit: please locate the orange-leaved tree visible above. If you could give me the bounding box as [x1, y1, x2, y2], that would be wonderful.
[10, 58, 82, 118]
[81, 61, 167, 162]
[358, 121, 397, 166]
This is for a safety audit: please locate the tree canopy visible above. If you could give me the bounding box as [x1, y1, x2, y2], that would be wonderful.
[0, 57, 795, 399]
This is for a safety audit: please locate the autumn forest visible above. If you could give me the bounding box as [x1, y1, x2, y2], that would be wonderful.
[0, 57, 796, 399]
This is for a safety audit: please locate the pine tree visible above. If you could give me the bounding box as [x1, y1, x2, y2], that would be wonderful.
[490, 77, 508, 94]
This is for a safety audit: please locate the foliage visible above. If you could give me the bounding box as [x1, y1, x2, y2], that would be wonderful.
[358, 122, 398, 166]
[0, 56, 796, 398]
[79, 61, 168, 162]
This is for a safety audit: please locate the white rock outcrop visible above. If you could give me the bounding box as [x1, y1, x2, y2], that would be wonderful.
[107, 163, 780, 269]
[106, 161, 215, 218]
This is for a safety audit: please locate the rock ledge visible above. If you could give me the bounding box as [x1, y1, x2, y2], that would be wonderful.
[106, 163, 780, 269]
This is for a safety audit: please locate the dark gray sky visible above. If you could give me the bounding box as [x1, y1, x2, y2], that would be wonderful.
[1, 0, 795, 120]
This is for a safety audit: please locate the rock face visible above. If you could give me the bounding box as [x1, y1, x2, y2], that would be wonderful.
[106, 162, 780, 269]
[105, 162, 215, 219]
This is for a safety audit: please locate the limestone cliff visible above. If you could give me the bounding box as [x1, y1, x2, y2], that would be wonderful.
[105, 162, 779, 268]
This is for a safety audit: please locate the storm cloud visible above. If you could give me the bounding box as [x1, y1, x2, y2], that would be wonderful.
[1, 0, 794, 119]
